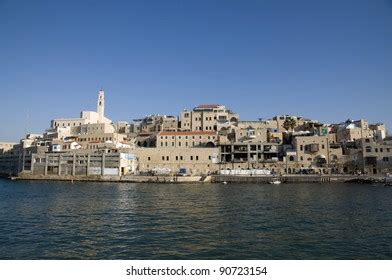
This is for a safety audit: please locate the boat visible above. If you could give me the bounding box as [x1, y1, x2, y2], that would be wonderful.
[269, 178, 282, 185]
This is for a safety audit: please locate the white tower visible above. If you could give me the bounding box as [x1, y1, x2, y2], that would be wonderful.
[97, 88, 105, 122]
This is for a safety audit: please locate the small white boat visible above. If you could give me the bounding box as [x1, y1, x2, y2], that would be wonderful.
[269, 178, 282, 185]
[223, 181, 228, 185]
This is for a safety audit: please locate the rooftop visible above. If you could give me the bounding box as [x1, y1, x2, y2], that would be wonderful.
[159, 131, 217, 136]
[194, 104, 222, 109]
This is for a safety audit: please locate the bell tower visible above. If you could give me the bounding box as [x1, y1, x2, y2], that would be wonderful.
[97, 88, 105, 122]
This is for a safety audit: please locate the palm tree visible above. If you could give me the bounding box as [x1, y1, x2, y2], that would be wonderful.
[283, 117, 297, 131]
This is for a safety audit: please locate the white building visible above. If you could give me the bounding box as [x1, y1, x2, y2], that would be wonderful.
[50, 89, 112, 129]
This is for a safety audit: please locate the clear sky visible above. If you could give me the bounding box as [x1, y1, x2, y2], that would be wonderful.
[1, 0, 391, 141]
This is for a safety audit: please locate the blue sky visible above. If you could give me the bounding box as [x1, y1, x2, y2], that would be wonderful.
[0, 0, 391, 141]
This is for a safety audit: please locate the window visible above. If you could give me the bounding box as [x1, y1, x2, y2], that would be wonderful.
[196, 156, 199, 161]
[185, 142, 188, 147]
[172, 142, 174, 147]
[307, 158, 312, 161]
[191, 156, 193, 160]
[365, 139, 370, 143]
[176, 156, 178, 161]
[166, 156, 169, 161]
[380, 148, 383, 153]
[162, 156, 165, 161]
[289, 156, 294, 161]
[383, 157, 389, 162]
[148, 157, 151, 161]
[179, 142, 181, 147]
[388, 148, 391, 153]
[180, 156, 183, 160]
[322, 144, 325, 149]
[300, 145, 303, 151]
[375, 148, 378, 153]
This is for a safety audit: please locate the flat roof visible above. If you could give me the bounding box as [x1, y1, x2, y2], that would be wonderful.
[159, 131, 216, 136]
[195, 104, 222, 109]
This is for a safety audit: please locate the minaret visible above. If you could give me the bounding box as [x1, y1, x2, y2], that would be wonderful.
[97, 88, 105, 122]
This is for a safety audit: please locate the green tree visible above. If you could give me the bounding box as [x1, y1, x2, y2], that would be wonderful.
[283, 117, 297, 131]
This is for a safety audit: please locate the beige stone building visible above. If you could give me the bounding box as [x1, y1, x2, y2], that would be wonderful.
[51, 89, 111, 129]
[157, 131, 218, 148]
[272, 115, 312, 132]
[133, 115, 178, 133]
[293, 135, 330, 169]
[76, 132, 129, 150]
[215, 119, 282, 144]
[358, 138, 392, 174]
[335, 119, 373, 142]
[134, 147, 220, 175]
[0, 142, 17, 154]
[180, 104, 239, 132]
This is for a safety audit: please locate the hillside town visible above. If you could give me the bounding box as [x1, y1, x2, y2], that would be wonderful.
[0, 89, 391, 180]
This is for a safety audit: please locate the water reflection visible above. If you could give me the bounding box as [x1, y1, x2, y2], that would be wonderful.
[1, 179, 392, 259]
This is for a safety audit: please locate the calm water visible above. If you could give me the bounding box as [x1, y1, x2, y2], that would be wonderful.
[0, 178, 392, 260]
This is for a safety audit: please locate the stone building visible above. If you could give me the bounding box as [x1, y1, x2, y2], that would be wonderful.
[30, 151, 136, 176]
[156, 131, 218, 148]
[0, 142, 17, 154]
[358, 138, 392, 175]
[335, 119, 374, 143]
[51, 89, 111, 129]
[292, 135, 330, 171]
[180, 104, 239, 132]
[134, 147, 220, 175]
[132, 115, 178, 133]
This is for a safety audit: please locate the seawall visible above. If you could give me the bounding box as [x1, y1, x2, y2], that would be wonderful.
[8, 173, 391, 184]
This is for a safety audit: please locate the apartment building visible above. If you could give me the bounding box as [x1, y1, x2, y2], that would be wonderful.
[157, 131, 218, 148]
[180, 104, 239, 132]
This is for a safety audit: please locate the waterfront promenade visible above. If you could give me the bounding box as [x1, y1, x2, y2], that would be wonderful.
[9, 173, 391, 184]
